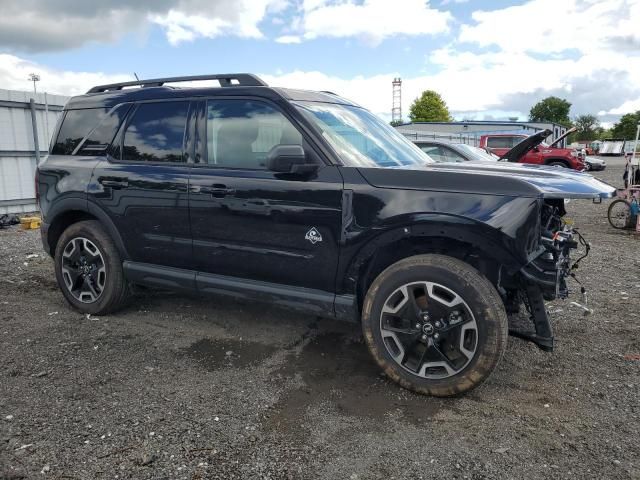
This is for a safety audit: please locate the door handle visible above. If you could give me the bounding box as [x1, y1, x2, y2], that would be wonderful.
[99, 178, 129, 189]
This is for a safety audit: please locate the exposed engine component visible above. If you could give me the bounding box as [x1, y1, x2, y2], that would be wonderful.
[513, 199, 591, 351]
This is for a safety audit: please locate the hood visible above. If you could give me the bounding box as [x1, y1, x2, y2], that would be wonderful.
[548, 126, 577, 147]
[499, 129, 552, 162]
[357, 161, 615, 200]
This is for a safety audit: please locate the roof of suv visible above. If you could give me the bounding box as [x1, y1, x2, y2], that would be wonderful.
[65, 73, 356, 110]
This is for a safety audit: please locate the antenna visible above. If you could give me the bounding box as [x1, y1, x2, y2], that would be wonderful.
[392, 77, 402, 123]
[134, 72, 140, 81]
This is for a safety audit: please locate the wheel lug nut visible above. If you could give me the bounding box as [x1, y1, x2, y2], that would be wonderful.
[415, 323, 421, 329]
[421, 334, 428, 341]
[435, 321, 441, 328]
[434, 333, 440, 339]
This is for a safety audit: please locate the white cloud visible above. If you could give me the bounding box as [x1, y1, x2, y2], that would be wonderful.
[0, 0, 287, 51]
[275, 35, 302, 44]
[602, 98, 640, 116]
[150, 0, 283, 44]
[292, 0, 452, 45]
[452, 0, 640, 120]
[0, 54, 130, 97]
[460, 0, 639, 55]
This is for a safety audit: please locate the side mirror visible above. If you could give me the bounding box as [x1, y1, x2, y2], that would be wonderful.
[266, 145, 318, 175]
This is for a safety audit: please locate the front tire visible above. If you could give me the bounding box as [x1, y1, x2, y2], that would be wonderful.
[54, 220, 130, 315]
[362, 254, 508, 397]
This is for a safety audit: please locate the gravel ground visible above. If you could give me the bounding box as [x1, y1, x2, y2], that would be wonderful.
[1, 160, 639, 479]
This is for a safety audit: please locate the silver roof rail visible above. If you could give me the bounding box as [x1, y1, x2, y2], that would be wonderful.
[87, 73, 267, 93]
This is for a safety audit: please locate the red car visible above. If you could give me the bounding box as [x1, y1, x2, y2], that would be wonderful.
[480, 127, 585, 171]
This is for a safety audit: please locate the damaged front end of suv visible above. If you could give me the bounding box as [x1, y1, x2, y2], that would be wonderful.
[497, 169, 614, 351]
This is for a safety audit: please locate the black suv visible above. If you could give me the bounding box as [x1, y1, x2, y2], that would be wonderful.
[37, 74, 614, 396]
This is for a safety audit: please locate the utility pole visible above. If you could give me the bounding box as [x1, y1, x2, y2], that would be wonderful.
[28, 73, 40, 95]
[392, 77, 402, 124]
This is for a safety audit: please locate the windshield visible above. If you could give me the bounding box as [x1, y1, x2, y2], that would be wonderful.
[455, 143, 498, 161]
[294, 101, 434, 168]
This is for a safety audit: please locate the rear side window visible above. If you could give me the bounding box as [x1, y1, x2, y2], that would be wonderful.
[486, 136, 524, 148]
[76, 104, 131, 156]
[441, 147, 466, 162]
[486, 137, 512, 148]
[120, 102, 189, 163]
[51, 108, 108, 155]
[418, 144, 447, 162]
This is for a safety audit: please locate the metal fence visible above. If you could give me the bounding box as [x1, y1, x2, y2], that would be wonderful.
[0, 88, 69, 214]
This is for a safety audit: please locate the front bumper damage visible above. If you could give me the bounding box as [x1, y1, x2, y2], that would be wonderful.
[514, 204, 590, 352]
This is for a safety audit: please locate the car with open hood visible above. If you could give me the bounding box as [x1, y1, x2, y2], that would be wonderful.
[37, 74, 615, 397]
[481, 128, 586, 170]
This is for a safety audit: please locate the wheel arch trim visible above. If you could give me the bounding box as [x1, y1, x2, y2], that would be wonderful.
[341, 215, 527, 299]
[45, 199, 130, 260]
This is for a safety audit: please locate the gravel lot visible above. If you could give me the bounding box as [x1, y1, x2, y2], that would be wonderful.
[1, 159, 639, 479]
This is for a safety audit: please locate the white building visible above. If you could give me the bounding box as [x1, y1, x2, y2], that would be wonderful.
[0, 88, 69, 214]
[395, 120, 570, 148]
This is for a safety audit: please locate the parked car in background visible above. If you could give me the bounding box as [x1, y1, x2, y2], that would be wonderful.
[584, 156, 606, 171]
[414, 140, 498, 162]
[480, 127, 585, 170]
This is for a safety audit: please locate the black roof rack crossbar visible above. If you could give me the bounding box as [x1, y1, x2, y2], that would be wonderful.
[87, 73, 267, 93]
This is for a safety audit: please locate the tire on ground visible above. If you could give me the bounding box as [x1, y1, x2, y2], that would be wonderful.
[547, 161, 568, 168]
[361, 254, 508, 397]
[54, 220, 130, 315]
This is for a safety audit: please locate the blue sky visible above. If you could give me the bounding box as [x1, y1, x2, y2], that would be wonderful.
[1, 0, 638, 125]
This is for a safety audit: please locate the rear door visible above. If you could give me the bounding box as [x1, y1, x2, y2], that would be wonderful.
[188, 98, 344, 293]
[89, 100, 194, 269]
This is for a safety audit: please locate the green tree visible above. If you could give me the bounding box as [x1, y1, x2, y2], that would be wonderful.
[611, 111, 640, 139]
[573, 114, 600, 141]
[529, 96, 572, 126]
[596, 128, 612, 141]
[409, 90, 452, 122]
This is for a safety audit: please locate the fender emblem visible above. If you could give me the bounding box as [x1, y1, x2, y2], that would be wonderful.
[305, 227, 323, 244]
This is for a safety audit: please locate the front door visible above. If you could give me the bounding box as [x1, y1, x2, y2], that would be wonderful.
[89, 100, 193, 269]
[188, 98, 343, 294]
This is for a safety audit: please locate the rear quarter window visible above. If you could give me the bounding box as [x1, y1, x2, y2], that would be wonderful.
[76, 104, 131, 156]
[51, 108, 108, 155]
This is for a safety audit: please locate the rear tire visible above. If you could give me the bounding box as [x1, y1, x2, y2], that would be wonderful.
[54, 220, 130, 315]
[548, 161, 568, 168]
[361, 254, 508, 397]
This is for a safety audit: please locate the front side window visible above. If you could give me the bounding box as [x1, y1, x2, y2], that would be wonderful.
[121, 101, 189, 163]
[294, 101, 433, 168]
[205, 100, 302, 169]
